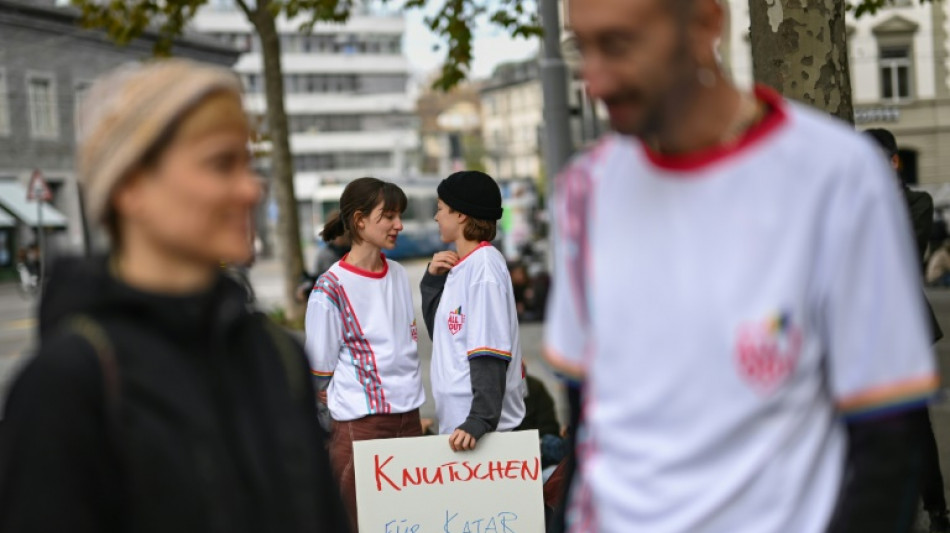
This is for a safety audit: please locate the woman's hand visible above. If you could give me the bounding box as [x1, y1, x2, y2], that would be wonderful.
[317, 391, 328, 404]
[449, 428, 477, 451]
[428, 251, 460, 276]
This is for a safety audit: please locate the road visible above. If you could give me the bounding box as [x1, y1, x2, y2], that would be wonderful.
[0, 283, 35, 413]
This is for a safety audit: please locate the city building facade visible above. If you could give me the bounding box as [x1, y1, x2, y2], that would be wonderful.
[562, 0, 950, 189]
[191, 1, 420, 243]
[0, 0, 238, 274]
[416, 81, 484, 178]
[479, 58, 544, 184]
[726, 0, 950, 190]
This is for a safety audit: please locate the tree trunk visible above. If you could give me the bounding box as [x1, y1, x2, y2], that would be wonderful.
[748, 0, 854, 124]
[251, 6, 306, 320]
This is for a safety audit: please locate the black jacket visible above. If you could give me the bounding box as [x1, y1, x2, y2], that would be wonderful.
[0, 257, 348, 533]
[904, 187, 944, 343]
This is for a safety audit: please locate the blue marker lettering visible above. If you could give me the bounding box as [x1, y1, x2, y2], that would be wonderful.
[499, 512, 518, 533]
[444, 511, 458, 533]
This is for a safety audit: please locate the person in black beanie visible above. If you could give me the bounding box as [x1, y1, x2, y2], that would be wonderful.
[419, 171, 527, 451]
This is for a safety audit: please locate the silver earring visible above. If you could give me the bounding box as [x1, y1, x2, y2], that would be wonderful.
[698, 67, 717, 88]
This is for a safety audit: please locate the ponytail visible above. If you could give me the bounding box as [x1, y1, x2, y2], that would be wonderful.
[321, 212, 346, 243]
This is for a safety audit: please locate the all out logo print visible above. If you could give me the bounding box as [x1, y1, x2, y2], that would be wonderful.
[735, 311, 803, 394]
[410, 319, 418, 343]
[448, 306, 465, 335]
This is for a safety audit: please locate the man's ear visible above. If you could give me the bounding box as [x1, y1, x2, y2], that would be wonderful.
[692, 0, 726, 65]
[891, 154, 901, 171]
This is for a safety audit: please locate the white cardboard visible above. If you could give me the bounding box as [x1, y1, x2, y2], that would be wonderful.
[353, 430, 545, 533]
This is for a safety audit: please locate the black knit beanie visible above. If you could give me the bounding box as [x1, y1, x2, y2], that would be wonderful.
[437, 170, 504, 221]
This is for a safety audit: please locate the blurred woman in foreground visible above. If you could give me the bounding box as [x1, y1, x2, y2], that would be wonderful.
[0, 59, 347, 533]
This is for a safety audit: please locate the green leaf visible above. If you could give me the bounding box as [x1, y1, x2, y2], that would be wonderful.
[72, 0, 547, 91]
[852, 0, 937, 18]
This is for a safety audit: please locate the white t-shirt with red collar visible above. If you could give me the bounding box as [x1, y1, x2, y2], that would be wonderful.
[430, 242, 526, 434]
[544, 87, 937, 533]
[305, 255, 425, 422]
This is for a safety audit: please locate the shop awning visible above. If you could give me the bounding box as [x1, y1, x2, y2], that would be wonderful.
[0, 182, 68, 227]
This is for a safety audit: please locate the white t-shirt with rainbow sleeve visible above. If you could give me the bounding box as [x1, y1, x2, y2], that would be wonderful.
[545, 87, 937, 533]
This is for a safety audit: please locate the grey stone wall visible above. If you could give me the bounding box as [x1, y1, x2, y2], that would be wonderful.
[0, 1, 239, 255]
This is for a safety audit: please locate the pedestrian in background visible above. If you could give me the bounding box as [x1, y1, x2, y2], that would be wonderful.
[305, 177, 425, 531]
[295, 212, 350, 303]
[866, 127, 949, 533]
[545, 0, 936, 531]
[0, 60, 347, 533]
[420, 170, 526, 452]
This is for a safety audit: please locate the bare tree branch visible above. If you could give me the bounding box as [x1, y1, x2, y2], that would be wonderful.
[234, 0, 255, 20]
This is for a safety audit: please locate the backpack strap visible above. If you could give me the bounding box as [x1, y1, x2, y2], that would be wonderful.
[261, 316, 307, 402]
[67, 315, 120, 410]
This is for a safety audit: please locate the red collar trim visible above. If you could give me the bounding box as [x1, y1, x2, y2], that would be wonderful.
[339, 253, 388, 279]
[456, 241, 493, 266]
[641, 85, 789, 172]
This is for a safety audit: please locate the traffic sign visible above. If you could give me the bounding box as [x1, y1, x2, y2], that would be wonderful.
[26, 169, 52, 202]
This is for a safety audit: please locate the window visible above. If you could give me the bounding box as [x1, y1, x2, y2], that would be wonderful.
[281, 35, 304, 54]
[294, 151, 391, 172]
[74, 80, 91, 140]
[0, 69, 9, 136]
[209, 0, 235, 10]
[244, 74, 260, 93]
[27, 74, 59, 139]
[223, 33, 252, 52]
[880, 46, 912, 102]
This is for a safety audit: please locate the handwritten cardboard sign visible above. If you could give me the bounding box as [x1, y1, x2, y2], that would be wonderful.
[353, 430, 545, 533]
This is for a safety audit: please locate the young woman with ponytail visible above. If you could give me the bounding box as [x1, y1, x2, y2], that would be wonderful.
[304, 177, 425, 531]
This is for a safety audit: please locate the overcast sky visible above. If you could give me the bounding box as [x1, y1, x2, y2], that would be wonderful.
[401, 2, 539, 81]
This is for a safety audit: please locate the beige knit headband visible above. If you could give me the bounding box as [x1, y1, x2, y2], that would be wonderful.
[77, 59, 243, 225]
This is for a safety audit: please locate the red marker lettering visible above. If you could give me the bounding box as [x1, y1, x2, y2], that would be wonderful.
[459, 461, 475, 482]
[489, 461, 506, 480]
[375, 454, 400, 492]
[521, 457, 540, 481]
[505, 460, 521, 480]
[402, 466, 423, 487]
[473, 462, 491, 481]
[443, 462, 460, 482]
[422, 465, 444, 485]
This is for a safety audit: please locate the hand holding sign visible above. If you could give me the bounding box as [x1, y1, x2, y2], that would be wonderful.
[449, 428, 477, 452]
[353, 431, 544, 532]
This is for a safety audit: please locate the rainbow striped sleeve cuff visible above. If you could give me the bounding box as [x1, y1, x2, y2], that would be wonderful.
[837, 374, 939, 422]
[311, 369, 334, 380]
[467, 347, 513, 362]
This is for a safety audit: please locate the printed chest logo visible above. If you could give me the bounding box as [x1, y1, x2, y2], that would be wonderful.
[411, 319, 418, 343]
[735, 311, 803, 394]
[448, 306, 465, 335]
